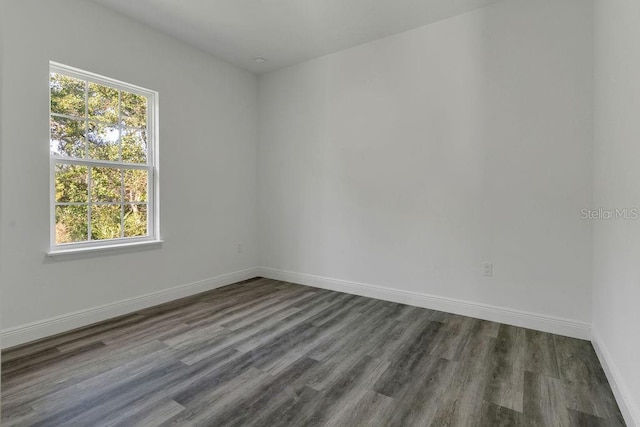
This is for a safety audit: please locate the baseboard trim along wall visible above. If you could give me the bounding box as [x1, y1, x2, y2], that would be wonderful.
[1, 266, 592, 347]
[0, 267, 260, 349]
[256, 267, 591, 340]
[591, 328, 640, 427]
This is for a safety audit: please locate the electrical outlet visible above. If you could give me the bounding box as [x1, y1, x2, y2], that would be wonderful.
[237, 243, 243, 253]
[482, 262, 493, 277]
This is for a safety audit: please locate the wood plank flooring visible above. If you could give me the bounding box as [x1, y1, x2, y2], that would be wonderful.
[1, 277, 625, 426]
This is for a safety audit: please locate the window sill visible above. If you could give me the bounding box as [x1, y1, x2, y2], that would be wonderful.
[47, 239, 164, 259]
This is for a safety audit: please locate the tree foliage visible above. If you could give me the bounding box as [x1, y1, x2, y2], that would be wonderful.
[51, 73, 150, 244]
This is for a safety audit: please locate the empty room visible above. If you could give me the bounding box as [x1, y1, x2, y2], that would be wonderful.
[0, 0, 638, 425]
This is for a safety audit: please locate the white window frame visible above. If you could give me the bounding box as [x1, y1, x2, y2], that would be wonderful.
[48, 62, 161, 255]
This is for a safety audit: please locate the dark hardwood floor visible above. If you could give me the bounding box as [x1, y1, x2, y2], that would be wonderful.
[1, 277, 625, 426]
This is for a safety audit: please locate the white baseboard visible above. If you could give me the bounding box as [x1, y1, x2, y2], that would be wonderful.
[1, 265, 591, 347]
[592, 327, 640, 427]
[1, 267, 260, 349]
[256, 267, 591, 340]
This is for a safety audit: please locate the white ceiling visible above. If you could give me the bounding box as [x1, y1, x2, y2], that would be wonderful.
[92, 0, 502, 74]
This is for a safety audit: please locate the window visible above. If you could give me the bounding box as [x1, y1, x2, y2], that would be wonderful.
[49, 62, 159, 253]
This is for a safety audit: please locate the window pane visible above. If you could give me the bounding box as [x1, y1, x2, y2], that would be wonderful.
[88, 122, 119, 161]
[56, 205, 88, 244]
[124, 169, 148, 202]
[91, 204, 122, 240]
[88, 82, 119, 123]
[121, 129, 147, 163]
[124, 204, 147, 237]
[50, 73, 85, 117]
[56, 164, 88, 203]
[50, 116, 85, 157]
[121, 91, 147, 128]
[91, 167, 122, 202]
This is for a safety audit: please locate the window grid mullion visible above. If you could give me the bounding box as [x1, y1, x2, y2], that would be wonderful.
[118, 90, 122, 162]
[84, 80, 89, 159]
[118, 91, 125, 239]
[55, 201, 147, 207]
[87, 166, 92, 241]
[121, 170, 125, 238]
[52, 156, 151, 170]
[51, 112, 145, 131]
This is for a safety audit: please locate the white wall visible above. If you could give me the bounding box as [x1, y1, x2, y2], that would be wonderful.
[258, 0, 594, 328]
[0, 0, 258, 340]
[593, 0, 640, 424]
